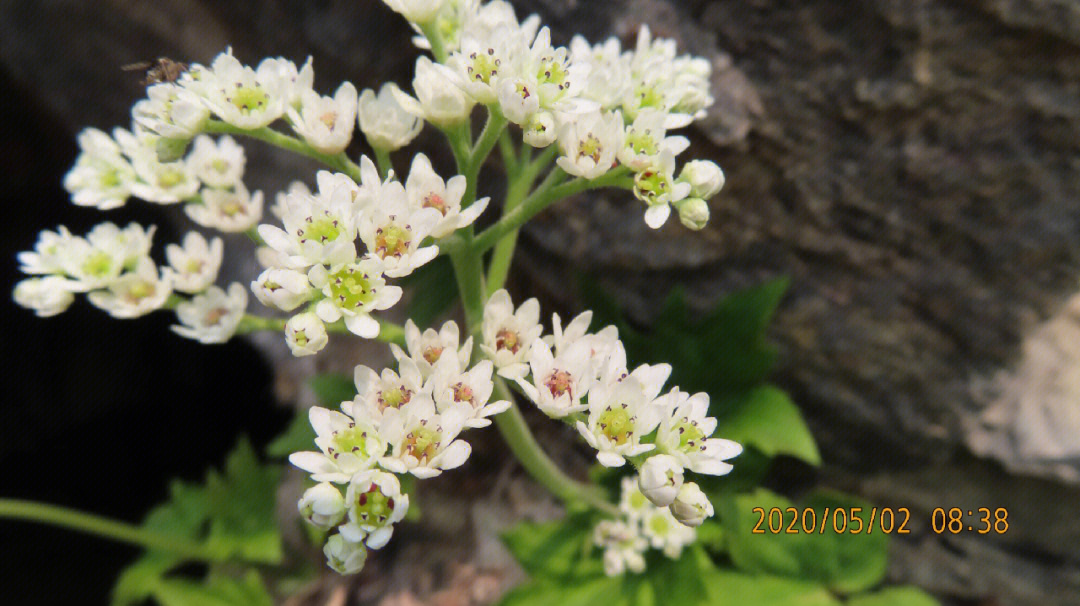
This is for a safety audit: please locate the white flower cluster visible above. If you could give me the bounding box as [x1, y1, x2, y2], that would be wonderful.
[253, 154, 486, 354]
[13, 223, 248, 343]
[385, 0, 725, 230]
[289, 319, 507, 573]
[593, 477, 698, 576]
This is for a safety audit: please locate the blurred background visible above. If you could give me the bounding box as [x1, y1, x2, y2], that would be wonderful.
[3, 0, 1080, 604]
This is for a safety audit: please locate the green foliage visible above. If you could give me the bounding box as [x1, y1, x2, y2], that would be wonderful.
[401, 256, 458, 328]
[266, 372, 354, 458]
[716, 386, 821, 466]
[847, 587, 941, 606]
[111, 439, 283, 606]
[307, 372, 356, 406]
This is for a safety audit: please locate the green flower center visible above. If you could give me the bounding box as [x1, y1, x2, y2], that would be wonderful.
[230, 85, 269, 114]
[422, 346, 444, 365]
[184, 259, 205, 274]
[630, 491, 649, 510]
[626, 131, 658, 156]
[467, 51, 499, 84]
[537, 58, 568, 88]
[329, 425, 373, 460]
[378, 386, 411, 411]
[157, 168, 186, 189]
[100, 168, 123, 188]
[124, 279, 155, 303]
[221, 200, 243, 216]
[301, 216, 342, 244]
[375, 225, 411, 258]
[578, 135, 602, 163]
[676, 419, 704, 450]
[452, 382, 475, 406]
[352, 484, 395, 525]
[328, 267, 375, 309]
[82, 251, 114, 278]
[649, 513, 671, 535]
[636, 85, 664, 111]
[404, 426, 441, 464]
[634, 169, 669, 202]
[293, 330, 310, 347]
[598, 406, 633, 445]
[211, 159, 230, 174]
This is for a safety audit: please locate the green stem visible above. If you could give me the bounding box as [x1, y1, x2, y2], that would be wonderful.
[374, 148, 394, 180]
[0, 498, 225, 562]
[418, 22, 449, 63]
[202, 121, 364, 183]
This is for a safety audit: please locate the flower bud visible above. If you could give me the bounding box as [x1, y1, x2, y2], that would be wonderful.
[13, 276, 75, 317]
[675, 197, 710, 230]
[298, 482, 345, 529]
[669, 482, 713, 527]
[286, 312, 328, 356]
[323, 533, 368, 575]
[679, 160, 725, 199]
[252, 268, 312, 311]
[358, 84, 423, 152]
[523, 112, 557, 148]
[637, 454, 684, 507]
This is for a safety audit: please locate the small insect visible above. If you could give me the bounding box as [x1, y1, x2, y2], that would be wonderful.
[121, 57, 188, 85]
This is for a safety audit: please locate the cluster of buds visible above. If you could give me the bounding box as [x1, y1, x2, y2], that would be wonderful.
[593, 477, 700, 576]
[386, 0, 725, 230]
[290, 319, 507, 573]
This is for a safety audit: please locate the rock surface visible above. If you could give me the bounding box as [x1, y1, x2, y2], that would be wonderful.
[5, 1, 1080, 604]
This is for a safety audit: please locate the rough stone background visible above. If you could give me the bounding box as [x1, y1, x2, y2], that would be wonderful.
[4, 0, 1080, 604]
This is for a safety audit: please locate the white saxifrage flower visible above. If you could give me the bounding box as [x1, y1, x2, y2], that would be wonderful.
[350, 358, 426, 419]
[197, 49, 287, 129]
[298, 482, 346, 529]
[324, 533, 367, 575]
[86, 257, 172, 319]
[171, 282, 247, 344]
[186, 135, 246, 188]
[390, 319, 472, 379]
[264, 56, 315, 108]
[576, 374, 661, 467]
[285, 312, 329, 356]
[54, 222, 154, 292]
[618, 476, 652, 522]
[442, 30, 523, 106]
[252, 268, 312, 311]
[111, 128, 201, 204]
[63, 128, 136, 210]
[570, 35, 631, 111]
[634, 150, 693, 229]
[309, 259, 402, 338]
[522, 111, 557, 148]
[593, 519, 647, 576]
[617, 108, 690, 172]
[404, 153, 487, 238]
[287, 81, 358, 154]
[638, 454, 684, 508]
[642, 503, 696, 558]
[555, 110, 623, 179]
[378, 396, 472, 479]
[132, 82, 209, 140]
[165, 231, 223, 293]
[270, 180, 311, 222]
[17, 226, 76, 276]
[339, 470, 410, 549]
[393, 56, 475, 127]
[383, 0, 445, 23]
[669, 481, 713, 527]
[524, 27, 593, 114]
[290, 406, 387, 483]
[654, 389, 742, 476]
[185, 183, 264, 232]
[259, 171, 360, 269]
[430, 359, 509, 428]
[679, 160, 725, 199]
[356, 181, 440, 278]
[358, 84, 423, 151]
[517, 339, 595, 418]
[13, 276, 76, 317]
[480, 289, 543, 380]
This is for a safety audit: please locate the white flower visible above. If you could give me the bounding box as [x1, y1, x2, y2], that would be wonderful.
[523, 27, 593, 114]
[674, 197, 709, 230]
[55, 222, 154, 292]
[617, 108, 690, 172]
[18, 226, 77, 276]
[461, 0, 540, 47]
[392, 56, 475, 127]
[546, 310, 593, 355]
[679, 160, 725, 199]
[165, 231, 223, 293]
[642, 504, 696, 558]
[522, 111, 556, 148]
[430, 359, 509, 428]
[593, 520, 646, 576]
[132, 83, 209, 139]
[270, 181, 310, 222]
[378, 396, 472, 479]
[356, 181, 440, 278]
[309, 259, 402, 338]
[570, 35, 631, 111]
[258, 171, 359, 269]
[517, 339, 595, 418]
[324, 533, 367, 575]
[633, 150, 692, 229]
[654, 389, 742, 476]
[63, 128, 136, 210]
[383, 0, 445, 23]
[287, 81, 358, 154]
[86, 257, 172, 319]
[298, 482, 345, 529]
[618, 476, 653, 522]
[186, 135, 245, 188]
[638, 454, 684, 508]
[263, 56, 315, 108]
[171, 283, 247, 344]
[480, 289, 542, 380]
[351, 358, 426, 419]
[198, 49, 287, 129]
[575, 374, 660, 467]
[390, 319, 472, 379]
[669, 481, 713, 527]
[339, 470, 410, 549]
[358, 84, 423, 151]
[185, 183, 264, 232]
[555, 110, 623, 179]
[13, 276, 76, 317]
[285, 312, 329, 356]
[128, 152, 201, 205]
[441, 31, 522, 105]
[496, 71, 539, 126]
[404, 153, 487, 238]
[252, 268, 312, 311]
[289, 406, 387, 483]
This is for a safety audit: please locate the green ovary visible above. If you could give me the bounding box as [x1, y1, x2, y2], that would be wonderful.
[82, 252, 114, 278]
[630, 491, 649, 510]
[230, 85, 269, 114]
[404, 426, 440, 464]
[626, 132, 658, 156]
[379, 386, 411, 411]
[331, 426, 374, 459]
[634, 170, 668, 202]
[676, 420, 704, 450]
[124, 280, 155, 303]
[99, 168, 123, 188]
[353, 484, 395, 524]
[375, 225, 411, 258]
[303, 217, 342, 243]
[469, 53, 498, 84]
[578, 135, 602, 163]
[636, 85, 664, 110]
[649, 513, 671, 535]
[598, 407, 632, 445]
[211, 159, 229, 174]
[157, 168, 186, 188]
[328, 267, 375, 309]
[538, 59, 568, 87]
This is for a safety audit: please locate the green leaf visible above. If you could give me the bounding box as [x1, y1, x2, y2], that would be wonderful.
[401, 256, 458, 328]
[500, 576, 629, 606]
[719, 489, 889, 594]
[501, 513, 601, 580]
[700, 568, 840, 606]
[307, 373, 355, 406]
[847, 587, 940, 606]
[153, 571, 273, 606]
[204, 439, 283, 564]
[266, 408, 316, 458]
[715, 385, 821, 466]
